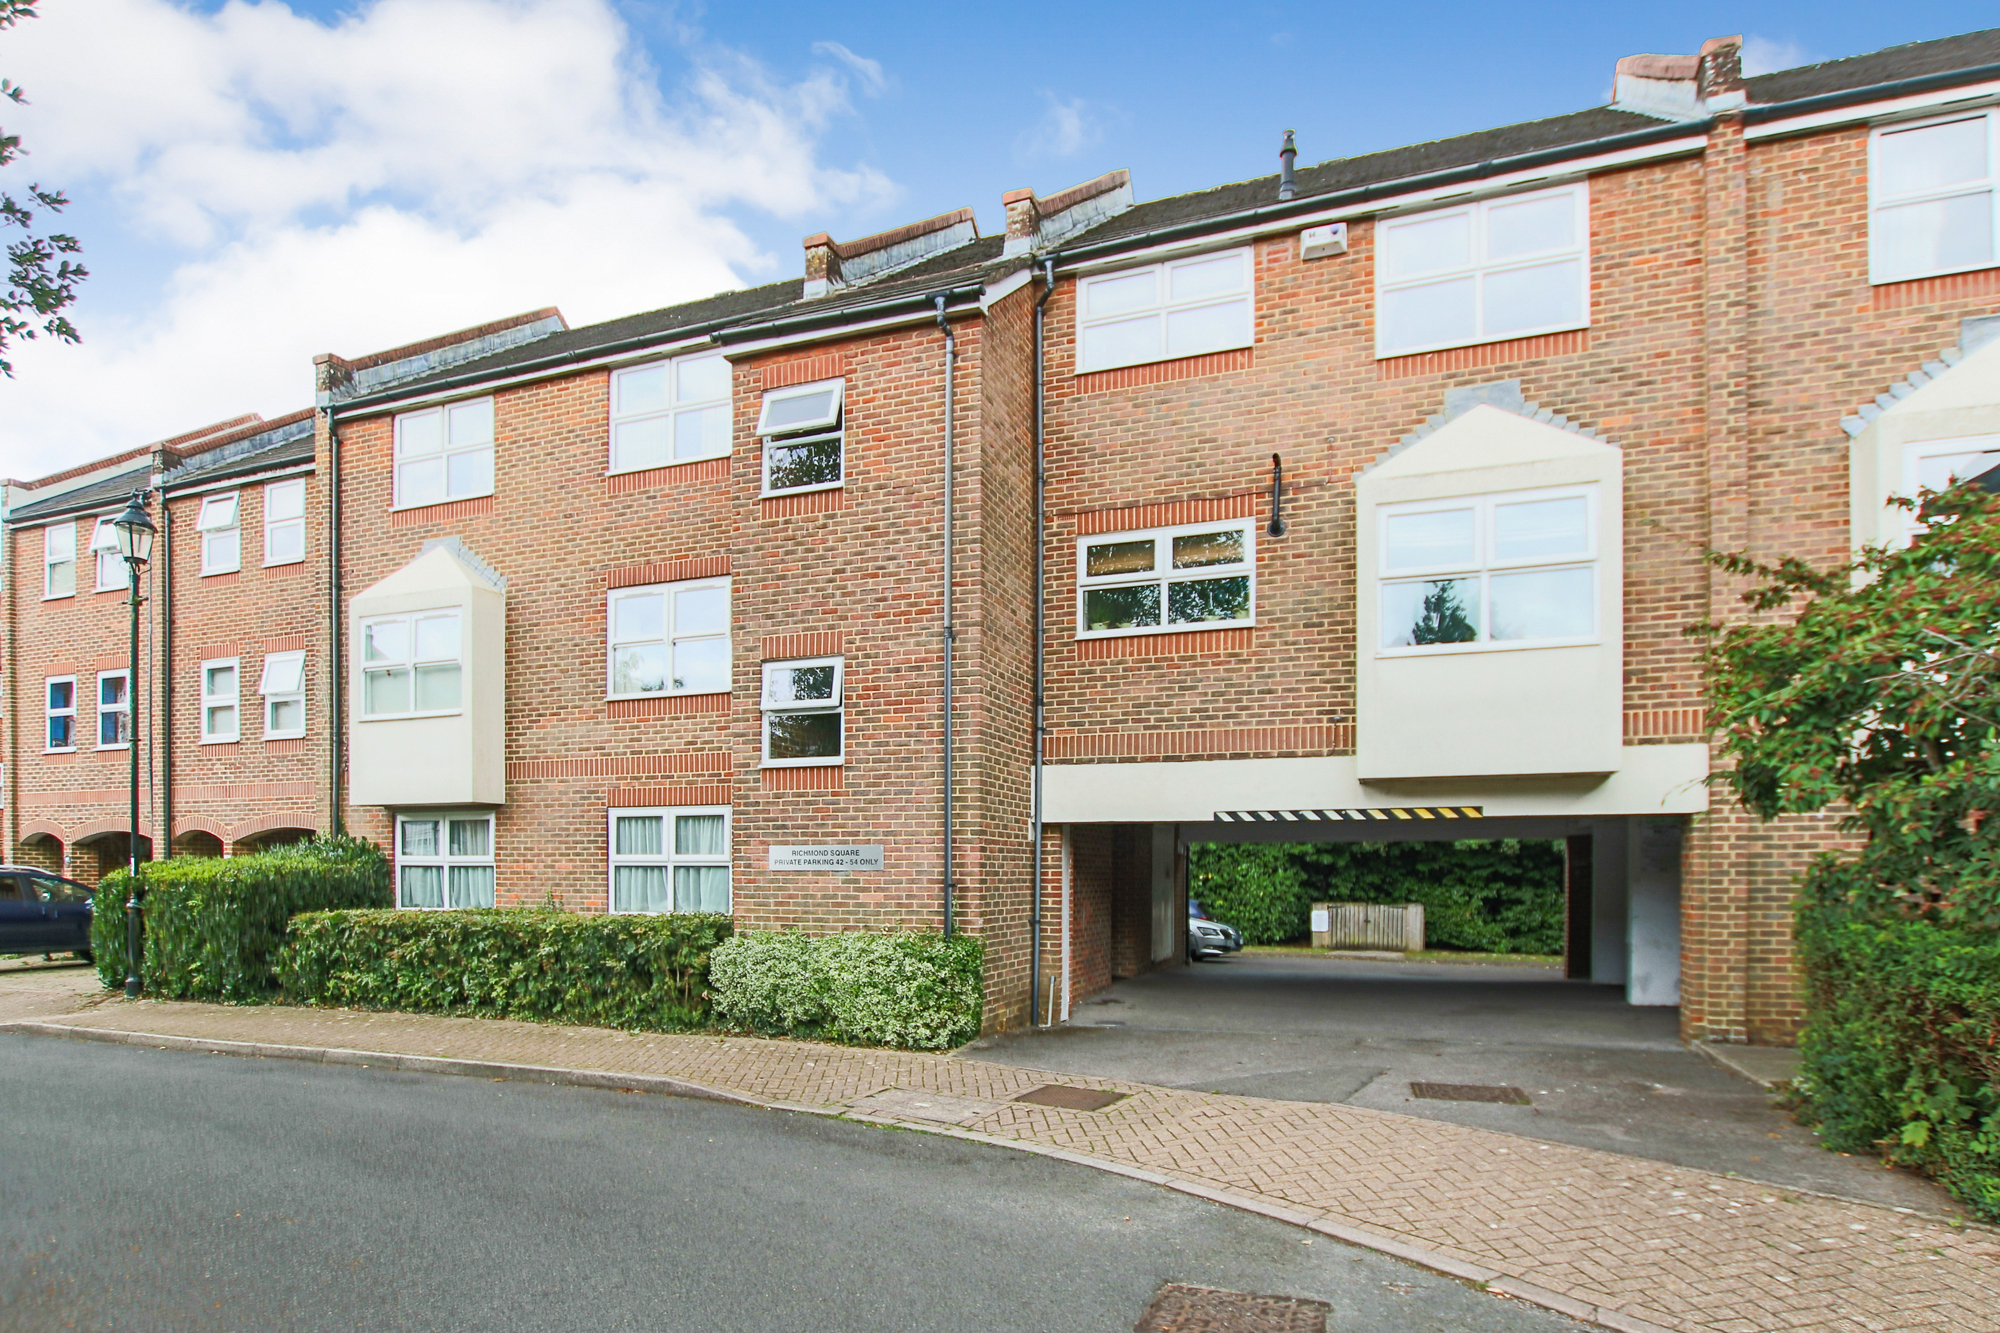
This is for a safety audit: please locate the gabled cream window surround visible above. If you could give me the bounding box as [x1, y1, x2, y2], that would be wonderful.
[1847, 319, 2000, 550]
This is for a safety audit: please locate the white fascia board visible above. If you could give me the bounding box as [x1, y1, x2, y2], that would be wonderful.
[1055, 135, 1708, 276]
[979, 268, 1035, 309]
[1747, 80, 2000, 141]
[337, 334, 718, 421]
[716, 305, 975, 361]
[165, 461, 315, 498]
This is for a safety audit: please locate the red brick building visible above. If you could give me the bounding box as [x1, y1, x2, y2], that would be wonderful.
[9, 28, 2000, 1044]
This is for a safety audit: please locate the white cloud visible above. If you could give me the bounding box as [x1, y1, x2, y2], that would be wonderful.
[811, 40, 886, 97]
[1741, 35, 1819, 78]
[1015, 91, 1105, 162]
[0, 0, 897, 477]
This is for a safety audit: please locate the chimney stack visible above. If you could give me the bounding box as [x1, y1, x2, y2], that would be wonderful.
[1697, 35, 1746, 109]
[802, 233, 844, 299]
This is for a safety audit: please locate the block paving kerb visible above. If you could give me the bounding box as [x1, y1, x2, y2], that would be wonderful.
[5, 990, 1993, 1333]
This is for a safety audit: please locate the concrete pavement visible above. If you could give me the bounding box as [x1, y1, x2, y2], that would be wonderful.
[2, 971, 1994, 1333]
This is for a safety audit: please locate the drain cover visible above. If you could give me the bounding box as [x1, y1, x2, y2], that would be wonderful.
[1013, 1083, 1127, 1112]
[1409, 1082, 1531, 1104]
[1134, 1283, 1329, 1332]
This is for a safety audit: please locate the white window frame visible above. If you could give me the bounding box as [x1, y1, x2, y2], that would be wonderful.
[760, 656, 844, 768]
[90, 516, 129, 592]
[394, 811, 496, 910]
[393, 397, 496, 511]
[358, 610, 464, 720]
[1075, 520, 1258, 640]
[1376, 485, 1600, 657]
[95, 669, 131, 749]
[1869, 110, 1999, 286]
[606, 806, 732, 915]
[258, 650, 307, 740]
[263, 478, 306, 567]
[42, 522, 75, 600]
[1074, 246, 1255, 374]
[605, 577, 732, 700]
[200, 657, 241, 743]
[196, 492, 241, 576]
[608, 351, 733, 475]
[758, 378, 846, 497]
[44, 675, 76, 753]
[1374, 183, 1591, 359]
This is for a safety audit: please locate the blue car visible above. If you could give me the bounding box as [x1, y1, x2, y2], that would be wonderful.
[0, 866, 95, 961]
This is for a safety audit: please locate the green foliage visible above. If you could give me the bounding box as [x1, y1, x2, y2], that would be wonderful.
[279, 908, 732, 1032]
[1, 0, 87, 376]
[1705, 483, 2000, 1219]
[1188, 840, 1564, 952]
[708, 930, 984, 1050]
[92, 836, 390, 998]
[1411, 580, 1477, 645]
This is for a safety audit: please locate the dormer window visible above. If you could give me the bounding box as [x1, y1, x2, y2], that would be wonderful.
[394, 398, 495, 509]
[609, 351, 732, 474]
[758, 379, 844, 495]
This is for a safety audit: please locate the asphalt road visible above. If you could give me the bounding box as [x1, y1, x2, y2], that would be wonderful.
[0, 1034, 1582, 1333]
[968, 952, 1958, 1215]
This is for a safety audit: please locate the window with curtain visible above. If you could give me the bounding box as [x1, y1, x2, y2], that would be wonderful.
[1378, 486, 1598, 652]
[608, 807, 730, 914]
[396, 813, 495, 909]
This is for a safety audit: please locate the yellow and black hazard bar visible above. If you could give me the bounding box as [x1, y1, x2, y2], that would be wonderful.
[1212, 807, 1484, 822]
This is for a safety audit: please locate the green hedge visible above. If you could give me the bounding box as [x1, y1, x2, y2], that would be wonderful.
[279, 909, 732, 1032]
[1794, 900, 2000, 1221]
[708, 930, 983, 1050]
[92, 836, 391, 999]
[1188, 840, 1565, 951]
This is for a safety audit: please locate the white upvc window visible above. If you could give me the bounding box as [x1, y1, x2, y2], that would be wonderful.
[200, 658, 241, 742]
[1377, 486, 1598, 654]
[360, 611, 463, 718]
[89, 516, 128, 592]
[760, 657, 843, 767]
[259, 650, 306, 739]
[396, 812, 495, 909]
[1375, 183, 1589, 358]
[197, 493, 241, 575]
[608, 806, 731, 914]
[42, 522, 74, 599]
[1075, 247, 1254, 374]
[1870, 111, 1998, 285]
[758, 378, 845, 496]
[609, 351, 731, 474]
[607, 577, 730, 698]
[394, 398, 495, 510]
[1077, 521, 1256, 639]
[96, 670, 131, 748]
[44, 676, 76, 752]
[264, 478, 306, 566]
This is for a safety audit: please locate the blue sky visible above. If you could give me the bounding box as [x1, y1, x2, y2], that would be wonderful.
[1, 0, 1994, 474]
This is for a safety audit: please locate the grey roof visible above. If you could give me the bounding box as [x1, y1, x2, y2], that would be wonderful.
[161, 416, 315, 491]
[9, 464, 152, 524]
[1746, 27, 2000, 106]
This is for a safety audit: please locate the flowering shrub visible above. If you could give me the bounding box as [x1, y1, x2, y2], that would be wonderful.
[709, 929, 983, 1050]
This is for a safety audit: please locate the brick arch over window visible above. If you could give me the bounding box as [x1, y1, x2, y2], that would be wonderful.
[173, 816, 227, 842]
[227, 813, 322, 845]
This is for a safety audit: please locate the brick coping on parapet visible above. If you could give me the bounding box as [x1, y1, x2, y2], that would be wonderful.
[5, 1006, 1995, 1333]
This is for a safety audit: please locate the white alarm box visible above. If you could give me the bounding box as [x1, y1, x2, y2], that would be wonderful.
[1300, 222, 1348, 259]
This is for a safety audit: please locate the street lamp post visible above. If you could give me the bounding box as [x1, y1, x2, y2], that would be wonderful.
[113, 492, 155, 999]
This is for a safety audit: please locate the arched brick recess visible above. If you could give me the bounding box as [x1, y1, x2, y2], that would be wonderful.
[19, 820, 67, 843]
[226, 814, 321, 844]
[173, 815, 228, 842]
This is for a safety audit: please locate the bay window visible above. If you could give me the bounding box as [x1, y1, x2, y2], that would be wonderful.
[361, 612, 463, 717]
[761, 657, 842, 766]
[1378, 487, 1597, 652]
[1077, 521, 1255, 638]
[1870, 111, 1997, 285]
[1376, 184, 1589, 358]
[1075, 247, 1253, 374]
[758, 379, 844, 495]
[608, 806, 731, 914]
[396, 812, 495, 909]
[395, 398, 495, 509]
[609, 351, 732, 473]
[608, 577, 730, 697]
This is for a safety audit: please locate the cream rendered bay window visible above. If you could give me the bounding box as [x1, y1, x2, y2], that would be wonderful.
[1376, 184, 1589, 358]
[1377, 489, 1597, 652]
[1076, 521, 1255, 638]
[608, 806, 730, 914]
[1870, 112, 1997, 285]
[1075, 248, 1253, 374]
[607, 577, 730, 698]
[609, 351, 731, 473]
[395, 398, 494, 509]
[361, 612, 462, 718]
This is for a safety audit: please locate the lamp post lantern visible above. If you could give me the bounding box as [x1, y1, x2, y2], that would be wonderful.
[113, 492, 155, 999]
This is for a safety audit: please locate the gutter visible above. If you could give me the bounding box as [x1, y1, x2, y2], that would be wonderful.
[1743, 62, 2000, 126]
[717, 285, 986, 348]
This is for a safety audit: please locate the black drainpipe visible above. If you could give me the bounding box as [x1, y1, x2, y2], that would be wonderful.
[326, 405, 344, 836]
[934, 294, 956, 936]
[1029, 256, 1055, 1024]
[158, 491, 173, 857]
